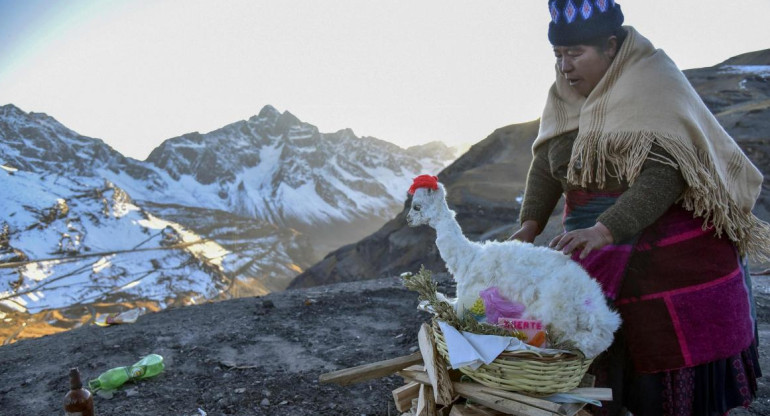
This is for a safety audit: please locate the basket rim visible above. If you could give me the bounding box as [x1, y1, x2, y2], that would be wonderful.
[431, 319, 585, 361]
[430, 319, 593, 394]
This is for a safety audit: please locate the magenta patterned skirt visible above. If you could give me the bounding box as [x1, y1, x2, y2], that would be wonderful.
[563, 190, 762, 415]
[588, 328, 760, 416]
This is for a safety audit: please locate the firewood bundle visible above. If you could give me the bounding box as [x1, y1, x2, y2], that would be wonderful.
[320, 323, 611, 416]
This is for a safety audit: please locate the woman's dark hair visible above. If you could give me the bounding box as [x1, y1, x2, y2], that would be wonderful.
[584, 27, 627, 53]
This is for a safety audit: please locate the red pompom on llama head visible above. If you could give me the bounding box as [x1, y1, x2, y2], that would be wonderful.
[408, 175, 439, 195]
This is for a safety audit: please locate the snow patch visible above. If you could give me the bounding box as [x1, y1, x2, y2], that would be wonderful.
[720, 65, 770, 76]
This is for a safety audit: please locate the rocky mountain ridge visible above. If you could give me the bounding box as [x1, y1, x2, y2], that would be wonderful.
[142, 105, 454, 227]
[0, 104, 162, 184]
[0, 103, 454, 227]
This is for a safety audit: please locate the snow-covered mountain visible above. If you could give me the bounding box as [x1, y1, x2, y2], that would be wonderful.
[0, 103, 455, 343]
[140, 105, 454, 226]
[1, 104, 454, 227]
[0, 166, 250, 343]
[0, 103, 455, 285]
[0, 104, 163, 187]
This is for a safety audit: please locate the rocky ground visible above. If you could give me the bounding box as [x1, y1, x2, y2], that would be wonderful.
[0, 272, 768, 416]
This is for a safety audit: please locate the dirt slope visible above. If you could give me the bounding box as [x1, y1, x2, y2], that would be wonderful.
[1, 273, 768, 416]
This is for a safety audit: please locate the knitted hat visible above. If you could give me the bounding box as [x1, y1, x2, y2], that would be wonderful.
[548, 0, 624, 46]
[408, 175, 438, 195]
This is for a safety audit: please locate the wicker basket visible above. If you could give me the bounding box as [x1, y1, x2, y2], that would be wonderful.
[431, 320, 593, 395]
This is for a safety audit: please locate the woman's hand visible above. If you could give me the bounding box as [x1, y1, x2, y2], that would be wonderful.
[550, 222, 614, 259]
[509, 220, 539, 243]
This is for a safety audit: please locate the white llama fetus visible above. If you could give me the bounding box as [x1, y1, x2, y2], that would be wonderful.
[406, 178, 620, 358]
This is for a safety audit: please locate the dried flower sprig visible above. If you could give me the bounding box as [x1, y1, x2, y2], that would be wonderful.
[402, 265, 513, 337]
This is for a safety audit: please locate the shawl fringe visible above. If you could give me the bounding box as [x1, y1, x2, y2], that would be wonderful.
[568, 130, 770, 261]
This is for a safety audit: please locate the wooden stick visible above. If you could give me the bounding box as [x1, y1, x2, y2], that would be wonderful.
[453, 387, 557, 416]
[392, 382, 420, 412]
[449, 403, 507, 415]
[566, 387, 612, 401]
[319, 351, 423, 386]
[416, 384, 438, 416]
[418, 323, 454, 405]
[474, 386, 564, 413]
[400, 369, 560, 416]
[401, 369, 562, 413]
[404, 364, 426, 372]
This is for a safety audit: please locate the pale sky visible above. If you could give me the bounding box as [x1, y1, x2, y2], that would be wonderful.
[1, 0, 769, 160]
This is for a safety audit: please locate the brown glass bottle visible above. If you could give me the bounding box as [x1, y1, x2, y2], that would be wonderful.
[64, 368, 94, 416]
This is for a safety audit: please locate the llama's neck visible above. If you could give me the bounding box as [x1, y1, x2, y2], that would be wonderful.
[431, 202, 478, 275]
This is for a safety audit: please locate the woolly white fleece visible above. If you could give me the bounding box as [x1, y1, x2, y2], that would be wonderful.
[406, 183, 621, 359]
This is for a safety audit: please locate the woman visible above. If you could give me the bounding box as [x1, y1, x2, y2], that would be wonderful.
[512, 1, 766, 415]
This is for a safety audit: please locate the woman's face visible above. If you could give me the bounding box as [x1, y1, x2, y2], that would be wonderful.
[553, 40, 617, 97]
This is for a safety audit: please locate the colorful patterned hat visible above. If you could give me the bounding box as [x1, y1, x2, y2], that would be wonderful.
[548, 0, 624, 45]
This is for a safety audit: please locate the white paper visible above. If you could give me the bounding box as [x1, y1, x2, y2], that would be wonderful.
[437, 321, 485, 369]
[437, 321, 573, 370]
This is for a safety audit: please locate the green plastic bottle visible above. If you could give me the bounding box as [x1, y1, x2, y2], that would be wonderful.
[88, 354, 164, 391]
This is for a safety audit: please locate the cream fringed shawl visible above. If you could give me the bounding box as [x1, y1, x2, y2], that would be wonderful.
[534, 26, 770, 259]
